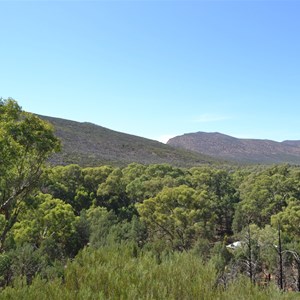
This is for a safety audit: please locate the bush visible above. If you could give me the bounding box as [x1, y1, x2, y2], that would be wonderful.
[1, 244, 296, 299]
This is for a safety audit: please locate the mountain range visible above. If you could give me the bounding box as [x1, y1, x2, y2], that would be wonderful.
[39, 115, 300, 166]
[167, 132, 300, 164]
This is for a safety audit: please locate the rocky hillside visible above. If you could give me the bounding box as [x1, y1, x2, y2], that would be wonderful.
[167, 132, 300, 164]
[39, 115, 219, 167]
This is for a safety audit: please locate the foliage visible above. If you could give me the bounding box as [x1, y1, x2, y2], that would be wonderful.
[12, 193, 78, 258]
[0, 98, 60, 252]
[2, 102, 300, 297]
[1, 244, 296, 300]
[137, 185, 217, 250]
[233, 165, 297, 232]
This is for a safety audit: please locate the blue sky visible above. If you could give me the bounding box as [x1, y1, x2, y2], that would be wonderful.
[1, 0, 299, 143]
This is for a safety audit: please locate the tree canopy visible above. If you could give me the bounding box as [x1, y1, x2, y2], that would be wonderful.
[0, 98, 60, 251]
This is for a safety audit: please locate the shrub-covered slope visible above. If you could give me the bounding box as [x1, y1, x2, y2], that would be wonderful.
[39, 115, 219, 167]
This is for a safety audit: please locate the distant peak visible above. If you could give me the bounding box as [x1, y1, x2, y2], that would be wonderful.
[167, 131, 300, 164]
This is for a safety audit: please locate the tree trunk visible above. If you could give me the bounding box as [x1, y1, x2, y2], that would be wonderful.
[278, 222, 284, 290]
[296, 260, 300, 292]
[247, 223, 253, 283]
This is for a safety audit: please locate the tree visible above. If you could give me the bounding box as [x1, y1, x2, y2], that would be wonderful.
[0, 98, 60, 252]
[13, 193, 78, 259]
[43, 164, 86, 214]
[125, 164, 188, 205]
[272, 200, 300, 239]
[86, 205, 118, 248]
[96, 168, 132, 219]
[233, 224, 262, 284]
[233, 165, 293, 232]
[271, 202, 300, 290]
[189, 167, 239, 235]
[137, 185, 216, 251]
[82, 165, 114, 197]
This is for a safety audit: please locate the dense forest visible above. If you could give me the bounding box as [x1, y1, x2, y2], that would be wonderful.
[1, 98, 300, 299]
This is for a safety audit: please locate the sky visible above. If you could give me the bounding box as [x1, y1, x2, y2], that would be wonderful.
[1, 0, 300, 143]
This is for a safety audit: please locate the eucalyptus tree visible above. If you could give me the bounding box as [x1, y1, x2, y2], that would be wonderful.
[233, 165, 294, 232]
[0, 98, 60, 251]
[137, 185, 217, 251]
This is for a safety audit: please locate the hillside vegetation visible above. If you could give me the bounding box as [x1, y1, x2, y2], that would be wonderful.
[39, 115, 219, 167]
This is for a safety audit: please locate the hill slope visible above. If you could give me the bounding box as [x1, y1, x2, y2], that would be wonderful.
[167, 132, 300, 164]
[39, 115, 218, 167]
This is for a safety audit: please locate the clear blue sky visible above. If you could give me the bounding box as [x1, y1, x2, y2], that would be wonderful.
[1, 0, 300, 143]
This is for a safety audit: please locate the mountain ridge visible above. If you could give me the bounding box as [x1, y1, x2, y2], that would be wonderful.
[38, 115, 219, 167]
[167, 131, 300, 164]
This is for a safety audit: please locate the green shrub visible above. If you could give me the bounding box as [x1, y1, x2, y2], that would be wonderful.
[1, 244, 297, 299]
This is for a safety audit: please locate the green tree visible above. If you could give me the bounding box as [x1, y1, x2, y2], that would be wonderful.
[190, 167, 239, 235]
[137, 185, 216, 251]
[13, 193, 78, 259]
[86, 205, 118, 248]
[0, 98, 60, 251]
[272, 200, 300, 239]
[44, 164, 87, 214]
[96, 168, 133, 219]
[271, 199, 300, 288]
[82, 165, 114, 199]
[233, 165, 294, 232]
[126, 164, 188, 204]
